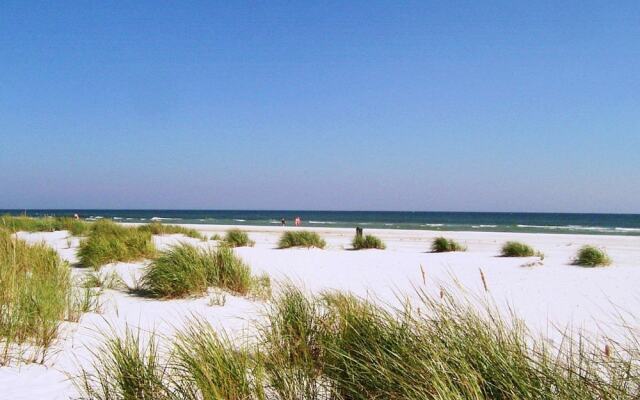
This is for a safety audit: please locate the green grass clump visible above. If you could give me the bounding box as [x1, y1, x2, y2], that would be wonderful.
[137, 222, 203, 239]
[351, 234, 386, 250]
[0, 229, 71, 364]
[500, 241, 538, 257]
[0, 215, 89, 235]
[77, 329, 169, 400]
[431, 237, 466, 252]
[172, 320, 262, 399]
[141, 244, 215, 298]
[77, 286, 640, 399]
[78, 220, 156, 269]
[223, 229, 255, 247]
[278, 231, 326, 249]
[261, 285, 325, 399]
[141, 243, 266, 298]
[574, 245, 611, 267]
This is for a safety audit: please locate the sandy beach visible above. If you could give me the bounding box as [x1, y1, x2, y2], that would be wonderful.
[1, 224, 639, 399]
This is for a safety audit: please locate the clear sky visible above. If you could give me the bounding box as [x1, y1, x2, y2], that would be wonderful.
[1, 1, 638, 212]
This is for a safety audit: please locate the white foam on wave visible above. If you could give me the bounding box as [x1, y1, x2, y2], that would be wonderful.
[309, 221, 337, 224]
[615, 227, 640, 232]
[517, 224, 616, 233]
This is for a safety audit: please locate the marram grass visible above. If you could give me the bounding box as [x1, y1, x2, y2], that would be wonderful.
[224, 229, 255, 248]
[137, 222, 203, 239]
[278, 231, 326, 249]
[0, 215, 89, 236]
[140, 243, 268, 298]
[78, 220, 156, 269]
[500, 241, 542, 258]
[0, 229, 71, 365]
[431, 236, 466, 252]
[77, 287, 640, 399]
[351, 234, 386, 250]
[574, 245, 611, 267]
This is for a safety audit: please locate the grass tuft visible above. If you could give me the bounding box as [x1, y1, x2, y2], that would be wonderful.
[574, 245, 611, 267]
[76, 328, 169, 400]
[0, 215, 89, 235]
[500, 241, 540, 257]
[172, 320, 263, 399]
[137, 222, 203, 239]
[78, 220, 156, 269]
[140, 243, 268, 298]
[0, 229, 72, 364]
[431, 237, 466, 252]
[76, 286, 640, 399]
[351, 234, 386, 250]
[223, 229, 255, 248]
[278, 231, 326, 249]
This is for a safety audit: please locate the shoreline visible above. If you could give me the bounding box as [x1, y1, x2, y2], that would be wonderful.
[123, 221, 640, 242]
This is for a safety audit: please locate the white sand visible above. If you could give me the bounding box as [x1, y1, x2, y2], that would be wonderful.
[1, 225, 639, 399]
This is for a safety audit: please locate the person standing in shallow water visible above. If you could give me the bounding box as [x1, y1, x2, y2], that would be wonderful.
[295, 216, 301, 226]
[281, 218, 286, 226]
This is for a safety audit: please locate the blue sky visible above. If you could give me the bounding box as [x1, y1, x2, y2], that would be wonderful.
[1, 1, 638, 212]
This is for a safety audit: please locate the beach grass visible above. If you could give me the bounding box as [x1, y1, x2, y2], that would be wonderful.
[141, 243, 266, 298]
[0, 215, 89, 236]
[223, 229, 255, 248]
[500, 241, 539, 257]
[137, 222, 203, 240]
[78, 220, 156, 269]
[431, 236, 466, 252]
[141, 244, 214, 298]
[351, 234, 386, 250]
[261, 285, 325, 399]
[76, 286, 640, 399]
[172, 320, 262, 399]
[574, 245, 611, 267]
[76, 328, 169, 400]
[0, 229, 71, 364]
[278, 231, 326, 249]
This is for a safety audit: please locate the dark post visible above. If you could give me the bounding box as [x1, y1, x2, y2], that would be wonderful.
[356, 226, 363, 238]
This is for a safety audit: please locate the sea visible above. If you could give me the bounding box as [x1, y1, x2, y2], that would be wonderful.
[2, 210, 640, 237]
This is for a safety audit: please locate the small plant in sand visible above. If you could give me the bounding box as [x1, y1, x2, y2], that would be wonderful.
[0, 229, 72, 364]
[78, 220, 156, 269]
[67, 287, 102, 322]
[278, 231, 326, 249]
[140, 243, 268, 298]
[81, 271, 124, 290]
[574, 245, 611, 267]
[211, 233, 222, 241]
[500, 241, 542, 258]
[431, 237, 466, 252]
[137, 221, 203, 239]
[352, 234, 386, 250]
[223, 229, 255, 247]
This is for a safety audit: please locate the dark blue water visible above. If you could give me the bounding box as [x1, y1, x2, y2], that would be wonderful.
[2, 210, 640, 236]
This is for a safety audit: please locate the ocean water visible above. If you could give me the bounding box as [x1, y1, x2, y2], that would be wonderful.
[3, 209, 640, 236]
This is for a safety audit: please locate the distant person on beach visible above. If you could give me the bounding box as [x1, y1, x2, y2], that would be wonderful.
[281, 218, 286, 226]
[73, 213, 79, 220]
[295, 216, 301, 226]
